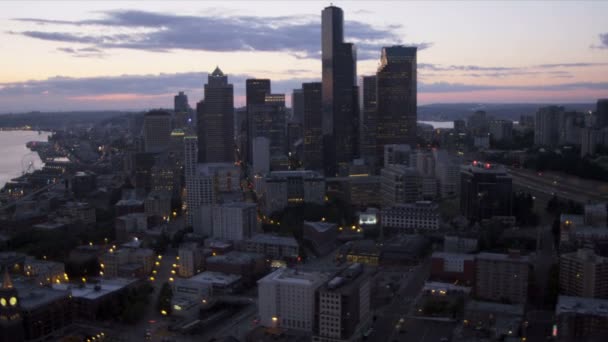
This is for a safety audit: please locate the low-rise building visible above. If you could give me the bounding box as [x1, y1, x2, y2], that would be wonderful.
[23, 257, 67, 286]
[244, 234, 299, 260]
[303, 221, 337, 256]
[178, 242, 204, 278]
[443, 235, 478, 253]
[560, 248, 608, 299]
[463, 300, 524, 340]
[381, 201, 440, 233]
[205, 251, 266, 283]
[100, 247, 154, 278]
[430, 252, 475, 286]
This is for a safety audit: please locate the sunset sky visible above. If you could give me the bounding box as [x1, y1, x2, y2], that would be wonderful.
[1, 0, 607, 112]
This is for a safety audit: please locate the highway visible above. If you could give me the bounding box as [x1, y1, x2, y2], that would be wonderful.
[509, 168, 608, 204]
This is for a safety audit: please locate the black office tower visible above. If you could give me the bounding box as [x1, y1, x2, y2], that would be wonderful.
[460, 162, 513, 222]
[197, 67, 234, 163]
[321, 5, 359, 176]
[376, 46, 417, 161]
[245, 79, 271, 164]
[361, 75, 378, 169]
[303, 82, 323, 171]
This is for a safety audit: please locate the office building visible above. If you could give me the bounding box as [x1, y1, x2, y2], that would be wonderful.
[454, 119, 466, 133]
[197, 67, 234, 163]
[252, 136, 270, 175]
[260, 170, 325, 215]
[302, 82, 324, 171]
[174, 91, 189, 113]
[314, 263, 372, 342]
[258, 267, 328, 331]
[444, 235, 478, 253]
[321, 5, 359, 176]
[534, 106, 563, 146]
[143, 110, 172, 153]
[434, 150, 461, 198]
[475, 252, 529, 304]
[361, 75, 377, 168]
[467, 110, 489, 135]
[556, 296, 608, 341]
[207, 202, 258, 241]
[584, 203, 607, 227]
[489, 119, 513, 142]
[292, 88, 304, 124]
[245, 79, 272, 164]
[376, 46, 417, 160]
[178, 242, 204, 278]
[184, 135, 199, 225]
[380, 164, 421, 206]
[383, 144, 412, 166]
[460, 161, 513, 222]
[249, 93, 287, 162]
[559, 248, 608, 299]
[381, 201, 440, 232]
[596, 99, 608, 128]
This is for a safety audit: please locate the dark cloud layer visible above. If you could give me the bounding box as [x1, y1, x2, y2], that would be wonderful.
[11, 10, 430, 60]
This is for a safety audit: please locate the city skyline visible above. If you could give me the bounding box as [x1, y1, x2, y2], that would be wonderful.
[0, 1, 607, 112]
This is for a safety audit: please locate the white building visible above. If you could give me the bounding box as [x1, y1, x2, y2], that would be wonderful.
[258, 268, 328, 332]
[253, 136, 270, 175]
[433, 150, 461, 198]
[144, 110, 172, 153]
[380, 164, 421, 206]
[381, 201, 440, 232]
[178, 242, 204, 278]
[208, 202, 258, 241]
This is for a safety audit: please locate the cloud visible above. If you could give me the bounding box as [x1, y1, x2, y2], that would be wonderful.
[57, 47, 105, 58]
[11, 10, 426, 60]
[591, 33, 608, 49]
[420, 81, 608, 93]
[535, 62, 608, 68]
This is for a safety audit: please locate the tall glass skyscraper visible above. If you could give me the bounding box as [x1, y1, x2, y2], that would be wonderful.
[303, 82, 323, 171]
[197, 67, 234, 163]
[321, 5, 359, 176]
[376, 46, 417, 159]
[245, 79, 271, 165]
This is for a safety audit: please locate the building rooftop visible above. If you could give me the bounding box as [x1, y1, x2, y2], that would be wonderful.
[15, 282, 70, 310]
[266, 170, 323, 180]
[466, 300, 524, 316]
[318, 263, 372, 295]
[220, 201, 257, 209]
[304, 221, 336, 233]
[424, 281, 471, 294]
[258, 267, 327, 287]
[557, 295, 608, 317]
[53, 277, 137, 300]
[32, 222, 66, 230]
[431, 252, 476, 261]
[476, 252, 529, 263]
[206, 251, 260, 265]
[249, 234, 298, 248]
[460, 161, 509, 175]
[189, 271, 241, 286]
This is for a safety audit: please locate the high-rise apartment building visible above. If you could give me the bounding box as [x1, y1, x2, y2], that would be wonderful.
[560, 248, 608, 299]
[321, 5, 359, 176]
[302, 82, 324, 171]
[143, 110, 172, 153]
[258, 268, 328, 332]
[197, 67, 234, 163]
[314, 263, 372, 342]
[460, 161, 513, 222]
[596, 99, 608, 128]
[376, 46, 417, 160]
[174, 91, 189, 113]
[475, 252, 529, 304]
[534, 106, 563, 146]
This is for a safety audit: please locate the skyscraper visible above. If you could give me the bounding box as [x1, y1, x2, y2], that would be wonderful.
[245, 79, 271, 165]
[376, 46, 417, 161]
[248, 93, 287, 163]
[174, 91, 189, 113]
[534, 105, 563, 147]
[197, 67, 234, 163]
[361, 75, 378, 168]
[292, 88, 304, 124]
[143, 110, 172, 153]
[302, 82, 323, 171]
[596, 99, 608, 128]
[321, 5, 359, 176]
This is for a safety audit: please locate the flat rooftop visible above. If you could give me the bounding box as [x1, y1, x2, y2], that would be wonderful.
[557, 295, 608, 317]
[466, 300, 524, 316]
[188, 271, 241, 286]
[206, 251, 260, 265]
[258, 267, 327, 287]
[53, 277, 137, 300]
[16, 282, 70, 310]
[476, 252, 529, 263]
[431, 252, 476, 261]
[248, 234, 298, 247]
